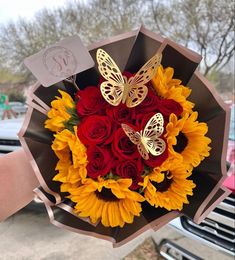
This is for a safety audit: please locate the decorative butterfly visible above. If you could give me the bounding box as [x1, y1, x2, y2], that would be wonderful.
[96, 48, 162, 108]
[121, 113, 166, 160]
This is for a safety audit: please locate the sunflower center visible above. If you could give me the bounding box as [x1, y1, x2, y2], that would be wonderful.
[174, 132, 188, 153]
[95, 188, 119, 202]
[152, 171, 173, 192]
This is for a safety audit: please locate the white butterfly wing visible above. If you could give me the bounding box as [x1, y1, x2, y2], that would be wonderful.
[100, 82, 124, 106]
[144, 113, 164, 138]
[97, 49, 125, 106]
[144, 137, 166, 156]
[137, 142, 149, 160]
[125, 53, 162, 108]
[128, 53, 162, 86]
[97, 49, 161, 108]
[96, 49, 124, 84]
[126, 84, 148, 108]
[122, 123, 149, 160]
[143, 113, 166, 156]
[121, 124, 141, 144]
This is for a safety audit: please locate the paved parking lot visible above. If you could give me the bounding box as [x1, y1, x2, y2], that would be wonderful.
[0, 205, 233, 260]
[0, 206, 156, 260]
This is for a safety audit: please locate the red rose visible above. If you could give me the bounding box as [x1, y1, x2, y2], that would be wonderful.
[122, 71, 133, 78]
[136, 87, 161, 113]
[77, 115, 114, 145]
[106, 103, 136, 125]
[87, 146, 112, 178]
[76, 86, 107, 117]
[115, 160, 143, 190]
[135, 112, 156, 131]
[112, 127, 140, 160]
[158, 99, 183, 116]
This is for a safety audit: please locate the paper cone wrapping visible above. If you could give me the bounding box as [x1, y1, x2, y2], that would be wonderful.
[19, 27, 231, 246]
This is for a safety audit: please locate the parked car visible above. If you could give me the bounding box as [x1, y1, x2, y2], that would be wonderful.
[160, 104, 235, 259]
[0, 117, 23, 154]
[9, 101, 27, 116]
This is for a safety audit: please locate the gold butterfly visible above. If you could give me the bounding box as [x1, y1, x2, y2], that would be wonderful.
[121, 113, 166, 160]
[96, 48, 162, 108]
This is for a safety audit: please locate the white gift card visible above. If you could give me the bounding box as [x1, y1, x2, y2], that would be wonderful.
[24, 35, 94, 87]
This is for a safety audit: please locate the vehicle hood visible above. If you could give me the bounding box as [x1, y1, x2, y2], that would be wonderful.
[0, 118, 24, 140]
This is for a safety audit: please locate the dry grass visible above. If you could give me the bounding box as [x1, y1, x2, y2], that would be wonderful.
[123, 238, 163, 260]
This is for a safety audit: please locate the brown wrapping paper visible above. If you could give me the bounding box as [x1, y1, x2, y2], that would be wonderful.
[18, 27, 231, 246]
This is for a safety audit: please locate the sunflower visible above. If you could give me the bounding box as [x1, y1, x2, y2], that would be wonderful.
[52, 126, 88, 193]
[53, 160, 82, 193]
[45, 90, 74, 132]
[140, 159, 195, 211]
[151, 65, 194, 115]
[69, 177, 145, 227]
[165, 112, 211, 170]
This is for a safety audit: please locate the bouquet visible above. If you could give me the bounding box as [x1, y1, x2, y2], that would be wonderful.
[19, 27, 231, 246]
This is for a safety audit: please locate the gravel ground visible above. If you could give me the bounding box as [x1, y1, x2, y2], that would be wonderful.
[124, 238, 163, 260]
[0, 205, 233, 260]
[0, 206, 155, 260]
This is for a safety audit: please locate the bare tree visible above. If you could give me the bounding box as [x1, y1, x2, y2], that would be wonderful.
[150, 0, 235, 76]
[0, 2, 85, 82]
[0, 0, 146, 82]
[0, 0, 234, 85]
[75, 0, 146, 44]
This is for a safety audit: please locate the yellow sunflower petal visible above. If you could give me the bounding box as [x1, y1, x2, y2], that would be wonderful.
[119, 200, 133, 223]
[165, 111, 211, 169]
[101, 202, 110, 227]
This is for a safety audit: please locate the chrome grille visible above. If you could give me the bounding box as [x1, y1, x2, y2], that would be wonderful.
[181, 193, 235, 253]
[0, 139, 21, 146]
[0, 139, 21, 154]
[159, 239, 203, 260]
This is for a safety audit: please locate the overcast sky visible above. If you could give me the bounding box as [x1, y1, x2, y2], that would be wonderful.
[0, 0, 69, 25]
